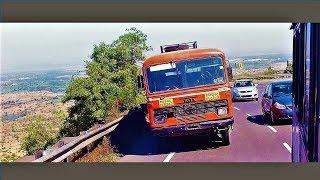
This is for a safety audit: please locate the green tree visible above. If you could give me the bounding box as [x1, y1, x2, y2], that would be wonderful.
[61, 28, 152, 136]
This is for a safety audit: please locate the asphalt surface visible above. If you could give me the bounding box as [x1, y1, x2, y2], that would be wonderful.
[110, 83, 292, 162]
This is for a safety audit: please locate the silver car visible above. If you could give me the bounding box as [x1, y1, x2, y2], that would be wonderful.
[232, 79, 259, 101]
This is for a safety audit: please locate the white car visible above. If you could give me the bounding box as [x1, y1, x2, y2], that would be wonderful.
[232, 79, 259, 101]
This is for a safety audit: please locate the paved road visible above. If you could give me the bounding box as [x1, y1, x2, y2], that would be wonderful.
[110, 83, 292, 162]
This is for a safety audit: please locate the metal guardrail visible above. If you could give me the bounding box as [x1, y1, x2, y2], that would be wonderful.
[33, 117, 122, 162]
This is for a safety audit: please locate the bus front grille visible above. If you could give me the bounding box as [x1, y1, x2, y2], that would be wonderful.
[154, 100, 228, 123]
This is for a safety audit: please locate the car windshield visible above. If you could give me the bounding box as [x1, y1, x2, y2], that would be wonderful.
[272, 82, 292, 96]
[234, 81, 254, 87]
[146, 56, 226, 93]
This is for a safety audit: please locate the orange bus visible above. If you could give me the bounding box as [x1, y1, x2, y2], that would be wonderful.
[141, 42, 234, 145]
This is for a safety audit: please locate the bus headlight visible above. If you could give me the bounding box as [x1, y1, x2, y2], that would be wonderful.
[217, 107, 228, 115]
[154, 114, 167, 124]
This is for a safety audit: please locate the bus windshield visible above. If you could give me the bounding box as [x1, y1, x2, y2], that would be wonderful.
[146, 56, 226, 93]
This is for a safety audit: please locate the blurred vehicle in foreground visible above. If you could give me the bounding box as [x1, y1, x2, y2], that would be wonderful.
[291, 23, 320, 162]
[261, 80, 293, 124]
[232, 79, 259, 101]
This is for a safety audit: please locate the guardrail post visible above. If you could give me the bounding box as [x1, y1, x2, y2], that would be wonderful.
[58, 140, 65, 148]
[34, 150, 43, 159]
[66, 156, 72, 162]
[80, 131, 88, 136]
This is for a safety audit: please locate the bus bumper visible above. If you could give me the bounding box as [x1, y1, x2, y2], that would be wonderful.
[152, 118, 234, 137]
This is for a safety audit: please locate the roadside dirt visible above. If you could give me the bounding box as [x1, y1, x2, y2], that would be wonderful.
[0, 91, 72, 162]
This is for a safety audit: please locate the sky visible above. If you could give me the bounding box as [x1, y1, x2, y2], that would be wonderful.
[0, 23, 293, 73]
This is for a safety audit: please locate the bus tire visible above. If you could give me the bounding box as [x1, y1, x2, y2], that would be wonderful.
[157, 137, 169, 153]
[220, 129, 230, 146]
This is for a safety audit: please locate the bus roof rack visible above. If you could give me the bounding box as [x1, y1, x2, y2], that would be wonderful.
[160, 41, 197, 53]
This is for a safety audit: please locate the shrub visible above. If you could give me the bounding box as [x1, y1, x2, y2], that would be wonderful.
[136, 93, 147, 105]
[263, 66, 277, 75]
[285, 63, 293, 74]
[21, 116, 57, 155]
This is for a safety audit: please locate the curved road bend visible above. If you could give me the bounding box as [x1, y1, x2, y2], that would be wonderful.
[110, 83, 291, 162]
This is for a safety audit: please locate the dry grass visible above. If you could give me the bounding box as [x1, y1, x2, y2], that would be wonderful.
[0, 92, 72, 162]
[233, 67, 291, 81]
[76, 137, 120, 162]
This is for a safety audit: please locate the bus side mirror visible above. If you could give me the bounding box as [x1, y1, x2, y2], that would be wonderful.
[137, 75, 145, 89]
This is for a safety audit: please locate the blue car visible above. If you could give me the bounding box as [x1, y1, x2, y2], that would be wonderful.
[261, 80, 293, 124]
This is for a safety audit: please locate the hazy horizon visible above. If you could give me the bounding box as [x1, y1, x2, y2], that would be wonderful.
[1, 23, 293, 73]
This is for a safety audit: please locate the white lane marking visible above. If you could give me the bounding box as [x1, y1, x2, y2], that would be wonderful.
[246, 113, 252, 116]
[283, 143, 292, 153]
[267, 126, 277, 133]
[233, 107, 240, 111]
[163, 152, 175, 162]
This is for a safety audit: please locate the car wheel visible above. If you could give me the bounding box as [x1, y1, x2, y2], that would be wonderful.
[262, 109, 268, 120]
[255, 98, 258, 101]
[270, 111, 276, 124]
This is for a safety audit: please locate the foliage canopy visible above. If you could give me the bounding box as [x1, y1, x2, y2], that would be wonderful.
[61, 28, 151, 136]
